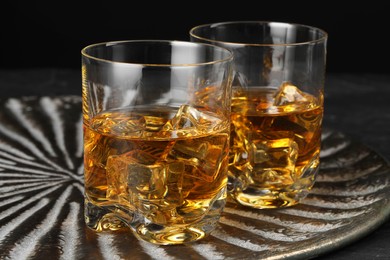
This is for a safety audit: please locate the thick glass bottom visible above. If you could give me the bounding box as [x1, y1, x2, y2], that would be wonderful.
[84, 189, 226, 245]
[228, 165, 318, 209]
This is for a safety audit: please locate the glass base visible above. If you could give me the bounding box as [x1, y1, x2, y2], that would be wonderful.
[228, 166, 318, 209]
[84, 190, 226, 245]
[131, 216, 218, 245]
[230, 189, 308, 208]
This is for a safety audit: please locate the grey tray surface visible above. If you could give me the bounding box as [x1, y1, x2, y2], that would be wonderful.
[0, 96, 389, 260]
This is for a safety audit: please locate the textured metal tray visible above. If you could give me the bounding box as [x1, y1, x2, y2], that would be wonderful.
[0, 96, 389, 260]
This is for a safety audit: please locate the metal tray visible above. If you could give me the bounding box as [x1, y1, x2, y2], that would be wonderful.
[0, 96, 389, 259]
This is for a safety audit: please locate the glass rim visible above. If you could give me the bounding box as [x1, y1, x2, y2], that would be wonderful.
[81, 39, 234, 67]
[189, 20, 328, 47]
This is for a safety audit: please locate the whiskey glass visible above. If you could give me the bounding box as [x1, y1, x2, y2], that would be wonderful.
[191, 21, 328, 209]
[82, 40, 233, 244]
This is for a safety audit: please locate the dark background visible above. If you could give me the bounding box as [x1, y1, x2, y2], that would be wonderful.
[1, 2, 390, 260]
[1, 2, 389, 73]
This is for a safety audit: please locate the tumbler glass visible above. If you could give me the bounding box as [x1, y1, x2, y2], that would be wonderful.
[81, 40, 233, 244]
[190, 21, 327, 209]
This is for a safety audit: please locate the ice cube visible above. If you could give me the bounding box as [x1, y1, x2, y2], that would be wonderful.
[106, 150, 189, 209]
[168, 134, 228, 182]
[169, 138, 210, 181]
[171, 138, 209, 160]
[162, 105, 220, 134]
[128, 163, 166, 199]
[164, 161, 186, 204]
[106, 154, 129, 203]
[202, 140, 226, 175]
[101, 113, 145, 137]
[106, 150, 166, 202]
[228, 163, 254, 191]
[134, 160, 187, 225]
[141, 115, 168, 137]
[162, 105, 197, 130]
[273, 82, 315, 106]
[248, 131, 298, 184]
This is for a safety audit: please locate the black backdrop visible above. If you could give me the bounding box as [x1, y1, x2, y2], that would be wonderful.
[1, 2, 388, 73]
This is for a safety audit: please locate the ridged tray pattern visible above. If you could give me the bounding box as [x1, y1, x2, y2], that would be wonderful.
[0, 96, 389, 259]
